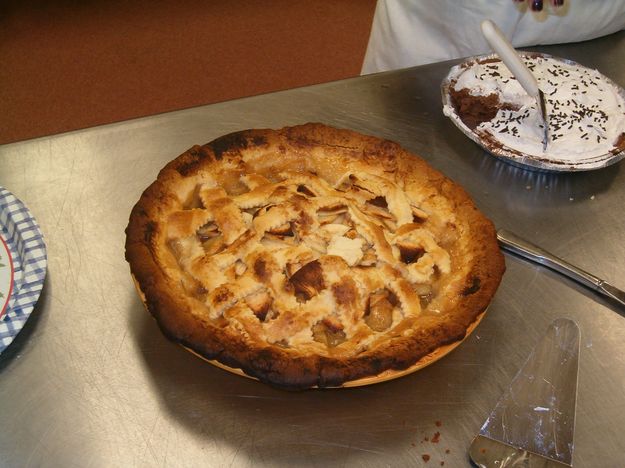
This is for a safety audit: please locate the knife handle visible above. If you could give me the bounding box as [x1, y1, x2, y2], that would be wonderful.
[481, 20, 540, 98]
[497, 228, 600, 289]
[497, 229, 625, 310]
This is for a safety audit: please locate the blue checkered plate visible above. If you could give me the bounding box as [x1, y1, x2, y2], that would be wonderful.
[0, 187, 47, 354]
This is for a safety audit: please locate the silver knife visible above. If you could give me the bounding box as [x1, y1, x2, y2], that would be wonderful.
[497, 228, 625, 311]
[469, 318, 580, 467]
[481, 20, 549, 150]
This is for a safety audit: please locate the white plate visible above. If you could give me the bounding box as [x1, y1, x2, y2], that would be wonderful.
[441, 53, 625, 172]
[0, 187, 47, 354]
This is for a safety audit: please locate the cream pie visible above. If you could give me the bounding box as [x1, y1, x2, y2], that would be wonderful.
[443, 53, 625, 170]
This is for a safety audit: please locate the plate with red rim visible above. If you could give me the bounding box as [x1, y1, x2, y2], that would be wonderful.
[0, 187, 47, 354]
[0, 234, 14, 321]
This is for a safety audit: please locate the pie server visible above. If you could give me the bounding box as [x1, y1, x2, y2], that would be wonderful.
[469, 318, 580, 467]
[497, 229, 625, 312]
[481, 19, 549, 150]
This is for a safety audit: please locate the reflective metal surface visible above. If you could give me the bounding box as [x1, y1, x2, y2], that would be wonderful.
[1, 31, 625, 467]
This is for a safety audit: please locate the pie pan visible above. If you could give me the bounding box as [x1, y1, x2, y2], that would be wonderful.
[441, 52, 625, 172]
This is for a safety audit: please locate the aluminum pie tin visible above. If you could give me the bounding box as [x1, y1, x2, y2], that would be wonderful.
[441, 52, 625, 172]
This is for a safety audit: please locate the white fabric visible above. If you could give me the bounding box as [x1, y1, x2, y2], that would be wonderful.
[362, 0, 625, 74]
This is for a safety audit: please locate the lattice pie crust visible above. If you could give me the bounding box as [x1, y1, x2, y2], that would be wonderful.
[125, 124, 505, 389]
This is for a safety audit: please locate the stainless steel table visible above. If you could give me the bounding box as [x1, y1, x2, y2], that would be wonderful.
[2, 31, 625, 467]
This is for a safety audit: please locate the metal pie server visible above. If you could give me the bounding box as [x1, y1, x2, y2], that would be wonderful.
[497, 229, 625, 312]
[481, 20, 549, 150]
[469, 318, 580, 467]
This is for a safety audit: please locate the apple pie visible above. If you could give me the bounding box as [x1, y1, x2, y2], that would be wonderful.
[125, 123, 505, 389]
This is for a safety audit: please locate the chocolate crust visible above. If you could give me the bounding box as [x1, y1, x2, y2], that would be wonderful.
[125, 123, 505, 390]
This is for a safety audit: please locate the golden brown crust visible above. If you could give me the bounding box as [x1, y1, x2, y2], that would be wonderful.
[125, 123, 505, 389]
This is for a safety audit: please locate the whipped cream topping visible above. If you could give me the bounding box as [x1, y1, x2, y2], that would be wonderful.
[444, 55, 625, 162]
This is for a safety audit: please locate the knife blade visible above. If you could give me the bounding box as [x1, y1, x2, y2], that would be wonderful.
[481, 19, 549, 150]
[469, 318, 580, 467]
[497, 228, 625, 312]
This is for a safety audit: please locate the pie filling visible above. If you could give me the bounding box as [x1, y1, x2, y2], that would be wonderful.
[166, 169, 453, 353]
